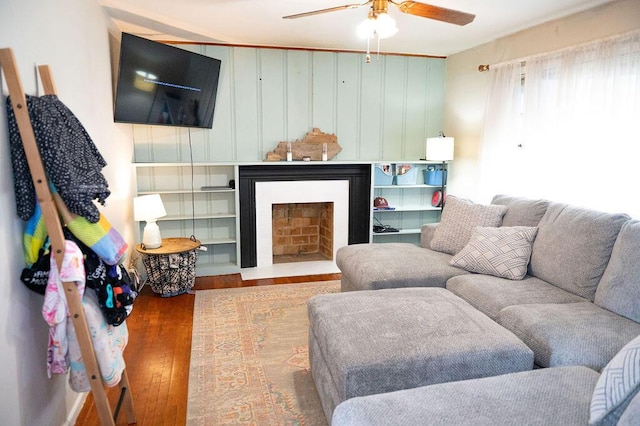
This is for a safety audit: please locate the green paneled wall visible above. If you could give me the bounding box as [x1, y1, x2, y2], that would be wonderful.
[132, 45, 445, 163]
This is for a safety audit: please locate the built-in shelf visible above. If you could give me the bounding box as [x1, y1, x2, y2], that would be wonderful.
[372, 161, 446, 245]
[198, 237, 237, 245]
[134, 162, 240, 276]
[374, 206, 441, 212]
[134, 161, 447, 275]
[159, 213, 237, 221]
[373, 228, 422, 236]
[138, 189, 235, 195]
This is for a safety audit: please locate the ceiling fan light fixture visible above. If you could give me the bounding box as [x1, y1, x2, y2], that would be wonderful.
[282, 0, 473, 63]
[357, 16, 376, 39]
[374, 12, 398, 39]
[357, 12, 398, 39]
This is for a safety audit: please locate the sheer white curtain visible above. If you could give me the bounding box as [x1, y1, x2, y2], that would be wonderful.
[479, 31, 640, 217]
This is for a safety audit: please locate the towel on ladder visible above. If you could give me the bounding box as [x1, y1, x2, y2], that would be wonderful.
[6, 94, 110, 223]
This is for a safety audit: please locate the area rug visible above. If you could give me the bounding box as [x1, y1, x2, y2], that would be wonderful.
[186, 281, 340, 425]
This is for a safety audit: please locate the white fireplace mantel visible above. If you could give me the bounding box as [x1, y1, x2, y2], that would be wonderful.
[254, 180, 350, 268]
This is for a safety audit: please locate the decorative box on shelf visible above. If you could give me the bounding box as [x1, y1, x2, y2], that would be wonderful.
[374, 164, 394, 185]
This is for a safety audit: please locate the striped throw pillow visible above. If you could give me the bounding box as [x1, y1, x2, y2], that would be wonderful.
[590, 334, 640, 425]
[450, 226, 538, 280]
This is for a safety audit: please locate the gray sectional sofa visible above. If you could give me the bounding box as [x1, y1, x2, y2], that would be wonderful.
[310, 194, 640, 425]
[332, 362, 640, 426]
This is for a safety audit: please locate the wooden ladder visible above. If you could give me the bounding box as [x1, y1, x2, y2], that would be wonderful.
[0, 48, 136, 426]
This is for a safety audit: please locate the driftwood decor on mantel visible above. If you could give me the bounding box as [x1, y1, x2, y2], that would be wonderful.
[265, 128, 342, 161]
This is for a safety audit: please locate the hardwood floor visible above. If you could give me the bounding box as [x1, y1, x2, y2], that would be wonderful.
[75, 272, 341, 425]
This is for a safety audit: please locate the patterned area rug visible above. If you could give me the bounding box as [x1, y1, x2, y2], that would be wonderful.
[187, 281, 340, 425]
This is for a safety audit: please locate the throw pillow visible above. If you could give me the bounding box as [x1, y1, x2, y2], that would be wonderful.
[430, 195, 508, 255]
[590, 334, 640, 425]
[450, 226, 538, 280]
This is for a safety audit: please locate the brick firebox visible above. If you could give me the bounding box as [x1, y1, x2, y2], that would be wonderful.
[272, 202, 334, 263]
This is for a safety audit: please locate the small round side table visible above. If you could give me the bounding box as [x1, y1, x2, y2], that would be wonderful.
[136, 237, 200, 297]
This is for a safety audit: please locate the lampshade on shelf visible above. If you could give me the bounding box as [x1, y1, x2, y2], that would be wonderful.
[425, 136, 455, 162]
[133, 194, 167, 249]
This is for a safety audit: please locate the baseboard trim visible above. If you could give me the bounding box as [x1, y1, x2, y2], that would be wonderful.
[64, 392, 88, 426]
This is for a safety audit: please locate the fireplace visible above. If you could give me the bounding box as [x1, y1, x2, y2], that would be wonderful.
[254, 180, 348, 268]
[272, 202, 334, 264]
[238, 164, 371, 269]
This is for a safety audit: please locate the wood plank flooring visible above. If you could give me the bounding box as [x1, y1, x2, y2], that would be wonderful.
[75, 272, 341, 425]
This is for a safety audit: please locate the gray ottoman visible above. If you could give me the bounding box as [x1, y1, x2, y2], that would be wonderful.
[308, 288, 534, 423]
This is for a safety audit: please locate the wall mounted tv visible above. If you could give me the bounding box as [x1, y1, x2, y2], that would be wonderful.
[114, 33, 222, 129]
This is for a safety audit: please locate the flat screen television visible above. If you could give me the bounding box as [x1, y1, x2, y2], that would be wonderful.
[114, 33, 222, 128]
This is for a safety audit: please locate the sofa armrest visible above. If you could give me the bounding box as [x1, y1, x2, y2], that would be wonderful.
[420, 223, 439, 248]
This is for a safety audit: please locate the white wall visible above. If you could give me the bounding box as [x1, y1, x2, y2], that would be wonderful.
[0, 0, 134, 424]
[445, 0, 640, 211]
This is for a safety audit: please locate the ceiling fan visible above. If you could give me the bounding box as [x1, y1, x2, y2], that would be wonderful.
[283, 0, 475, 26]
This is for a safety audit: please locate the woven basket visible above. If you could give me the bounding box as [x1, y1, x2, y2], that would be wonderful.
[142, 249, 198, 297]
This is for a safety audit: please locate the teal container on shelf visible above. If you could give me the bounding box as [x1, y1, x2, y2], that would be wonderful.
[424, 166, 447, 186]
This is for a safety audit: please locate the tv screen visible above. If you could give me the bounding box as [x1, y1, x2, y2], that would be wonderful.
[114, 33, 221, 129]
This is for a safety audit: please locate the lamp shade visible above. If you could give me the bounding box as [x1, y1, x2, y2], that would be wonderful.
[374, 13, 398, 39]
[357, 17, 376, 38]
[133, 194, 167, 222]
[425, 137, 455, 162]
[357, 13, 398, 39]
[133, 194, 167, 248]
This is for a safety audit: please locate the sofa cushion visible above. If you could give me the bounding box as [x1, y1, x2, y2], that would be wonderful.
[336, 243, 468, 292]
[595, 220, 640, 323]
[450, 226, 538, 280]
[332, 366, 599, 426]
[491, 194, 550, 227]
[529, 203, 630, 301]
[618, 389, 640, 426]
[497, 302, 640, 371]
[446, 274, 587, 320]
[590, 333, 640, 426]
[430, 195, 507, 255]
[420, 222, 438, 248]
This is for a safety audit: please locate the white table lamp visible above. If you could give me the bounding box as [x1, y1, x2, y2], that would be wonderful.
[133, 194, 167, 249]
[425, 135, 454, 209]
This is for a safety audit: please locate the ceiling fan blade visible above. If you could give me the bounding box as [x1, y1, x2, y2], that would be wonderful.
[393, 1, 475, 25]
[283, 1, 371, 19]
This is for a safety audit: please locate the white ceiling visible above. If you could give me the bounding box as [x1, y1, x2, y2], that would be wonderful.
[100, 0, 613, 57]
